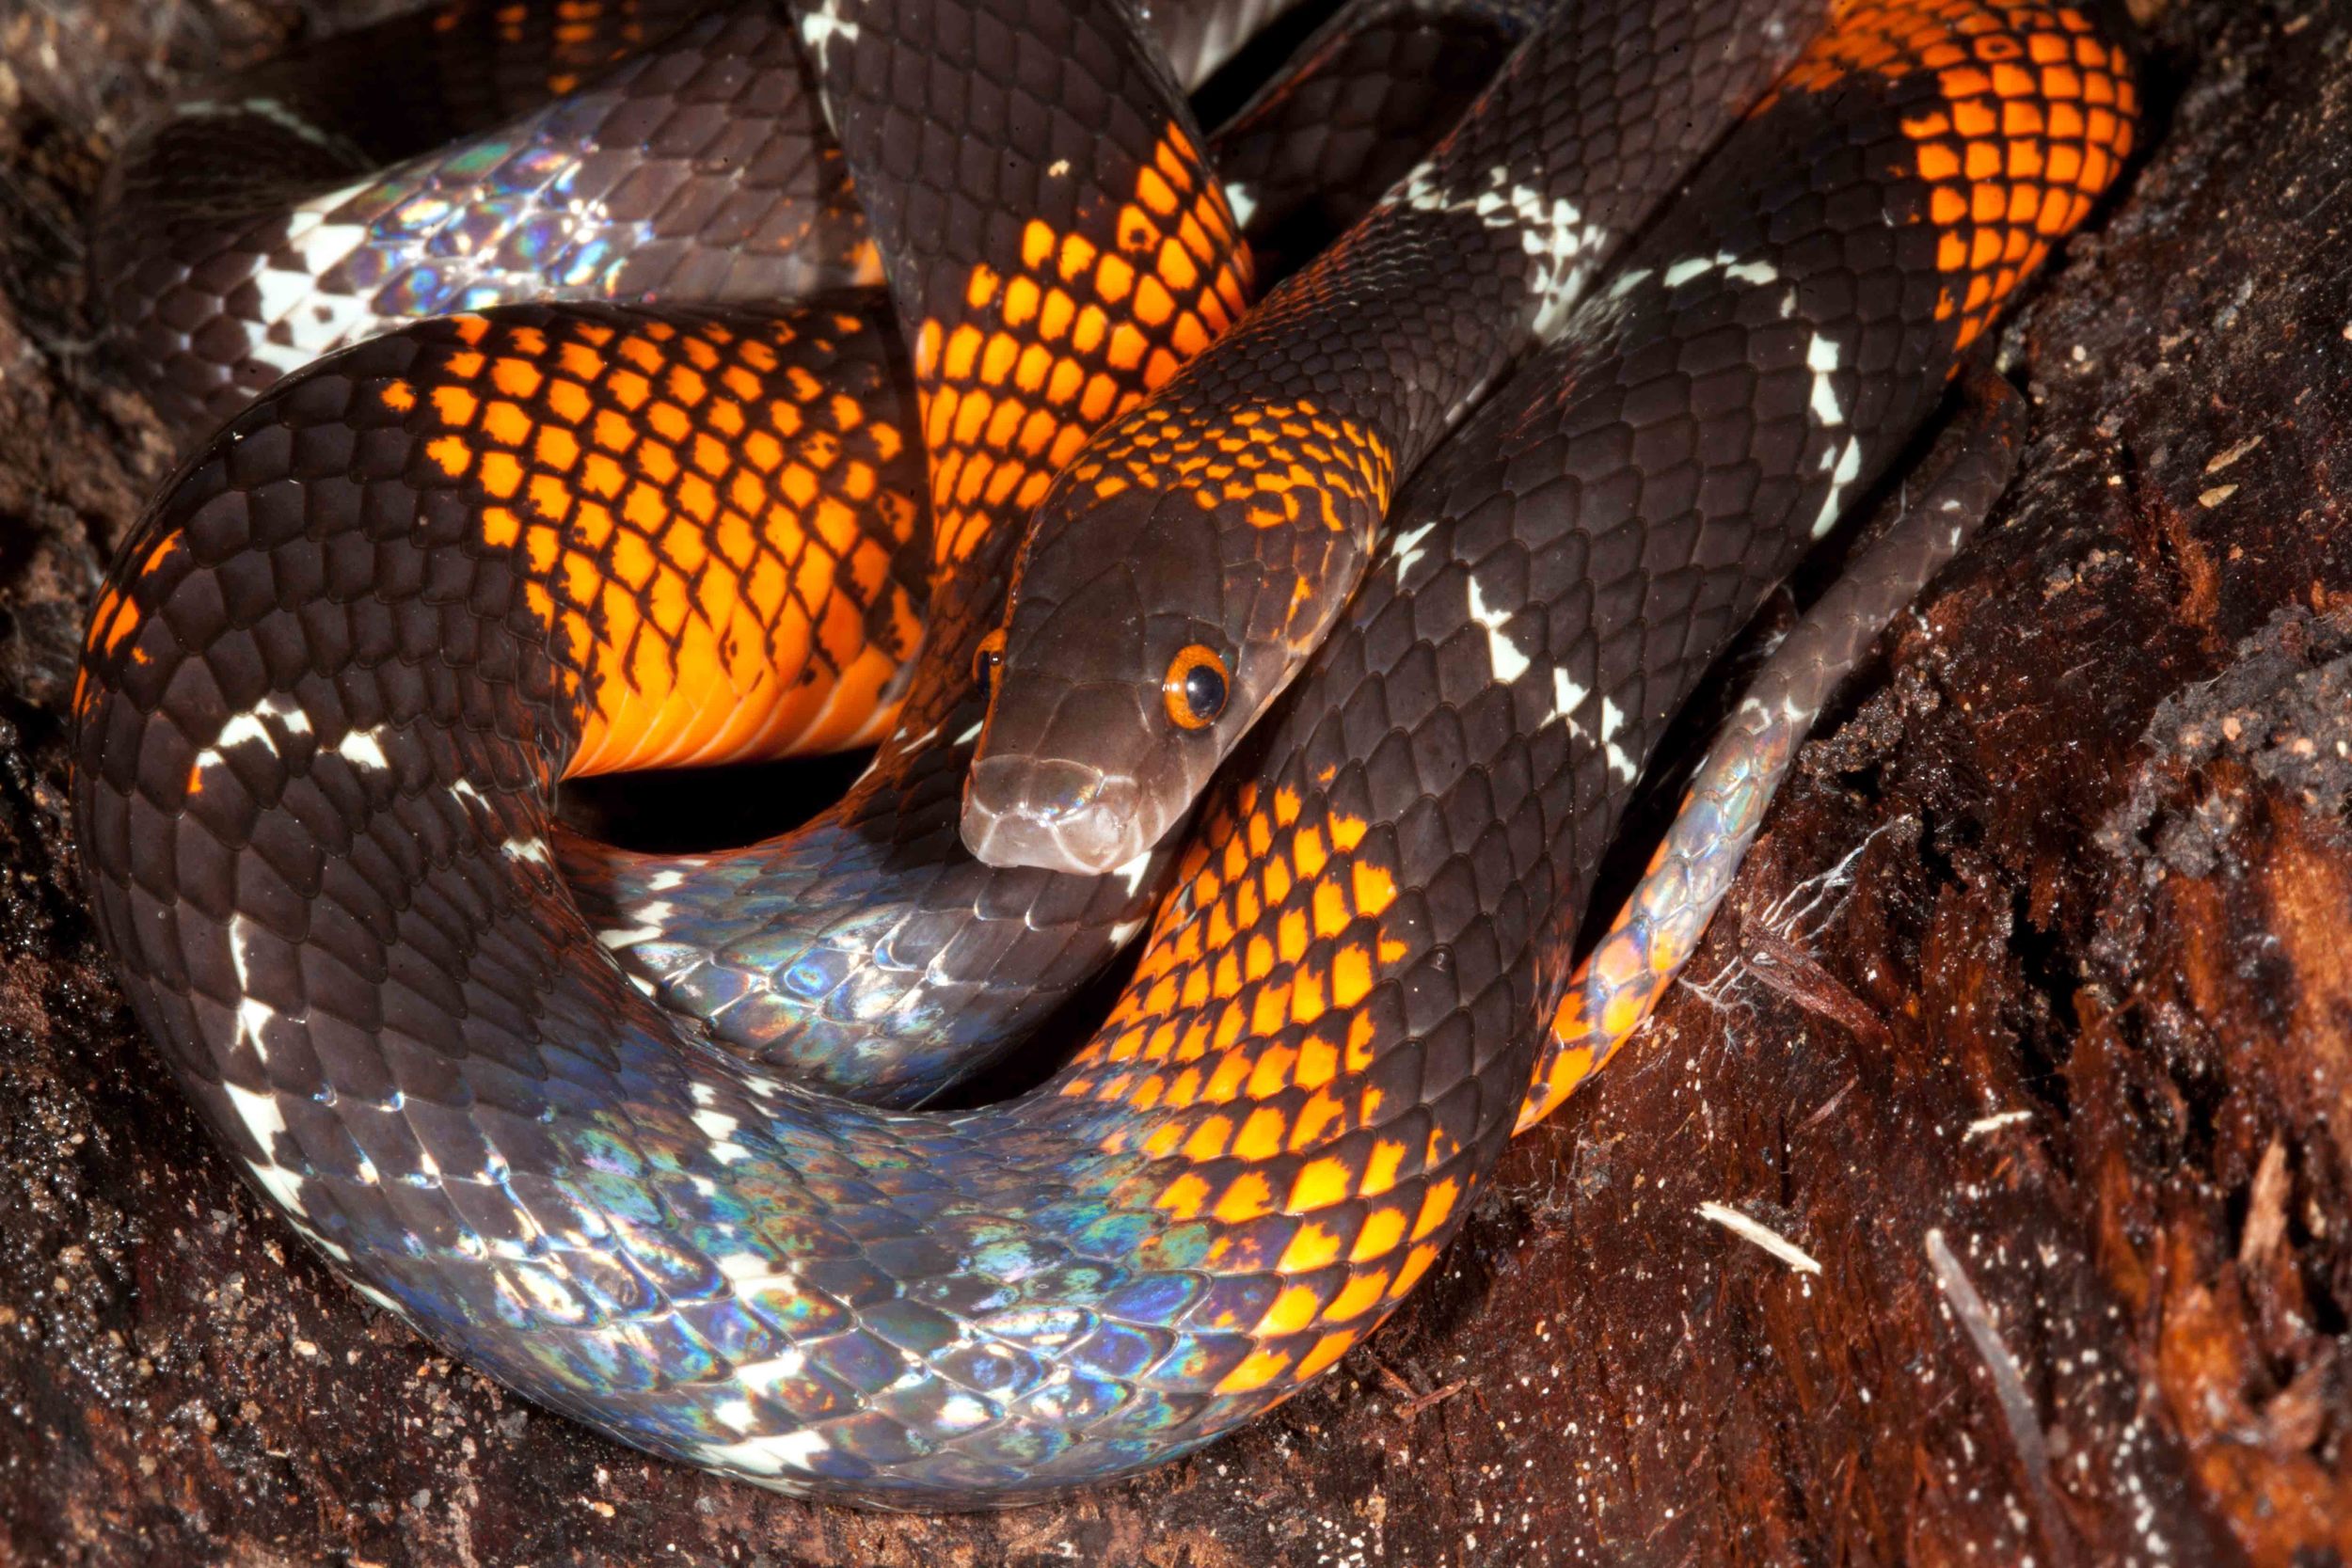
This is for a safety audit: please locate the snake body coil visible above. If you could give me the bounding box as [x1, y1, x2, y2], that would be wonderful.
[75, 0, 2134, 1507]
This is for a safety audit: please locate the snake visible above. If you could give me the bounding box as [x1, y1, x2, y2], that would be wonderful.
[72, 0, 2136, 1509]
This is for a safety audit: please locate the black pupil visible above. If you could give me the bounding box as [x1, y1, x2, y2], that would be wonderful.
[975, 646, 1000, 695]
[1183, 661, 1226, 721]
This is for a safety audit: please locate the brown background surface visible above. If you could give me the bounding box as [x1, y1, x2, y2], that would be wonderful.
[1, 0, 2347, 1561]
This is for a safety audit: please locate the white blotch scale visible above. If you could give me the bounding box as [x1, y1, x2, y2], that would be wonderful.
[1548, 669, 1588, 736]
[1464, 574, 1530, 684]
[596, 923, 662, 948]
[798, 0, 860, 73]
[1661, 251, 1780, 291]
[696, 1427, 832, 1479]
[1396, 165, 1610, 341]
[188, 693, 310, 780]
[1107, 917, 1145, 947]
[348, 1279, 413, 1322]
[332, 726, 392, 772]
[1800, 313, 1861, 537]
[241, 186, 388, 379]
[691, 1107, 753, 1164]
[646, 868, 687, 892]
[226, 913, 279, 1063]
[502, 835, 552, 866]
[953, 718, 985, 748]
[1387, 520, 1438, 586]
[224, 1080, 286, 1159]
[1223, 182, 1258, 230]
[1597, 697, 1638, 784]
[245, 1160, 308, 1214]
[1112, 849, 1153, 897]
[282, 1216, 352, 1263]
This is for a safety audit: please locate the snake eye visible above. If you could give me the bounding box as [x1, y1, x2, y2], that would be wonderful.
[1162, 644, 1230, 731]
[973, 628, 1007, 702]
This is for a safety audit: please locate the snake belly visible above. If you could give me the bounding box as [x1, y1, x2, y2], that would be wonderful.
[73, 0, 2136, 1509]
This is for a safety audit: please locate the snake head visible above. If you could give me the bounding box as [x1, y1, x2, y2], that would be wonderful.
[961, 411, 1383, 876]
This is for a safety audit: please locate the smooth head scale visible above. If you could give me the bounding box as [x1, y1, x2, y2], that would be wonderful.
[963, 393, 1393, 875]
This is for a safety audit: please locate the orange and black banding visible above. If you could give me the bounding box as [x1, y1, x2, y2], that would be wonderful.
[409, 305, 928, 773]
[1759, 0, 2135, 358]
[909, 135, 1254, 586]
[959, 0, 1851, 879]
[73, 0, 2137, 1509]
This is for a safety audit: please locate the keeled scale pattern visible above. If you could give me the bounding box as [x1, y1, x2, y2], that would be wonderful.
[72, 0, 2136, 1507]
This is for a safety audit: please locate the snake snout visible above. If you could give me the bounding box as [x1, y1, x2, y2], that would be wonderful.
[962, 756, 1145, 876]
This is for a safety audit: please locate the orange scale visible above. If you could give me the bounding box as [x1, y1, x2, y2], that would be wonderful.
[950, 389, 994, 449]
[478, 451, 525, 499]
[1183, 1116, 1234, 1163]
[1387, 1242, 1441, 1301]
[983, 462, 1028, 510]
[523, 523, 561, 573]
[644, 571, 694, 639]
[637, 439, 679, 486]
[526, 472, 574, 527]
[1248, 983, 1294, 1037]
[982, 396, 1027, 451]
[675, 472, 718, 525]
[1214, 1170, 1275, 1225]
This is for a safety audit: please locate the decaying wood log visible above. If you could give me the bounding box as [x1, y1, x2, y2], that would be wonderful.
[0, 0, 2344, 1561]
